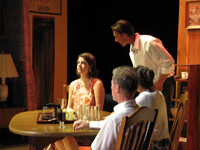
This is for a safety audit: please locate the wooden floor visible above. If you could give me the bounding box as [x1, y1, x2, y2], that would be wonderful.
[0, 128, 29, 150]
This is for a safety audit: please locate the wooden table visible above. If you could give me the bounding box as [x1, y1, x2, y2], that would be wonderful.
[9, 110, 111, 150]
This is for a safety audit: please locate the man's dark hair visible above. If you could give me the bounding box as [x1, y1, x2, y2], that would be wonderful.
[111, 20, 135, 36]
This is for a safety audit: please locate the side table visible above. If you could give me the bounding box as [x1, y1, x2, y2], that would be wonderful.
[0, 107, 26, 128]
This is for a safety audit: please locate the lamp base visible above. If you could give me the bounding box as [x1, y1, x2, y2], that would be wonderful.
[0, 84, 8, 101]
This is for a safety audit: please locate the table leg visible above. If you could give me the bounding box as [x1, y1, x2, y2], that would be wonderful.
[29, 137, 37, 150]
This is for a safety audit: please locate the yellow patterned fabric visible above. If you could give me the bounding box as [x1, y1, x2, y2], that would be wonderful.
[72, 78, 100, 110]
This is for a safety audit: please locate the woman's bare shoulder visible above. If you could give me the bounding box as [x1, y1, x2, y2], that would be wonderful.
[69, 79, 79, 88]
[93, 78, 104, 89]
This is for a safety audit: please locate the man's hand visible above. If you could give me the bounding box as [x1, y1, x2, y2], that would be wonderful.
[153, 82, 163, 92]
[153, 74, 169, 92]
[73, 119, 89, 130]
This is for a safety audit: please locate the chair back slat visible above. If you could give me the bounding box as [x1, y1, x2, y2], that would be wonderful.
[133, 122, 142, 149]
[125, 125, 136, 150]
[125, 127, 137, 150]
[63, 84, 69, 99]
[115, 106, 158, 150]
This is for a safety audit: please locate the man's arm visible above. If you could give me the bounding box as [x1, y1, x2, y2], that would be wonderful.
[73, 120, 89, 130]
[153, 73, 169, 92]
[73, 119, 105, 130]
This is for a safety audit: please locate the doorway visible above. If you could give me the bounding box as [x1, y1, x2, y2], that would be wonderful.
[32, 17, 55, 108]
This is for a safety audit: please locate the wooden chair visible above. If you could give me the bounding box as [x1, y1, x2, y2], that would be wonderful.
[63, 84, 69, 99]
[115, 106, 158, 150]
[169, 92, 189, 150]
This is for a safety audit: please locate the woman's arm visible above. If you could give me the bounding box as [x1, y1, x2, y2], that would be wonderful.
[93, 79, 105, 110]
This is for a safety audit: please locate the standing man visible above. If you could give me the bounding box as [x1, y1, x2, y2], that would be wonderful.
[54, 66, 140, 150]
[111, 20, 175, 120]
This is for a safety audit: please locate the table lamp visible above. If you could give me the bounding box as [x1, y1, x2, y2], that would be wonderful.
[0, 54, 19, 101]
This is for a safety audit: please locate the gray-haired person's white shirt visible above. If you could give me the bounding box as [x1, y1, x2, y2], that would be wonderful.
[90, 100, 139, 150]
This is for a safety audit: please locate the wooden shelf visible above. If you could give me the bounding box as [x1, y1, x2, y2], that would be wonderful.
[174, 79, 189, 82]
[172, 64, 200, 150]
[172, 98, 180, 102]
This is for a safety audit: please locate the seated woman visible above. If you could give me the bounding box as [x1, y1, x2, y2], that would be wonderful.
[135, 65, 169, 150]
[44, 53, 105, 150]
[67, 52, 105, 111]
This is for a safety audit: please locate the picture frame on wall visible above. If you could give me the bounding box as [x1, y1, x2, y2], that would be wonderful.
[186, 1, 200, 29]
[29, 0, 62, 15]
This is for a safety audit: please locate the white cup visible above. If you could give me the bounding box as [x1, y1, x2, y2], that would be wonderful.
[64, 109, 74, 120]
[181, 72, 188, 80]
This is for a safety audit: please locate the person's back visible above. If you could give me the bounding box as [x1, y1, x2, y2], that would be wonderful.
[135, 65, 169, 149]
[91, 100, 139, 149]
[90, 66, 140, 150]
[135, 90, 169, 140]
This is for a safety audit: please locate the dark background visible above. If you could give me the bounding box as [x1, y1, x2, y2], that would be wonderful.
[67, 1, 179, 93]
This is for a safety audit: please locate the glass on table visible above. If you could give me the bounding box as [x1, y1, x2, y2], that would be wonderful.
[57, 98, 67, 109]
[57, 108, 66, 128]
[90, 106, 95, 121]
[82, 105, 90, 121]
[90, 106, 100, 121]
[73, 105, 82, 120]
[94, 106, 100, 121]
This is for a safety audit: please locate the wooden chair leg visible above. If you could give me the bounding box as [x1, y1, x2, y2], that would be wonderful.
[43, 143, 55, 150]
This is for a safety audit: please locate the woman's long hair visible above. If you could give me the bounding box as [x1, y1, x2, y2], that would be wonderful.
[76, 53, 99, 78]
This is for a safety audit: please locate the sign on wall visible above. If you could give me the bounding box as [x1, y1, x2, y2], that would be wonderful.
[29, 0, 62, 15]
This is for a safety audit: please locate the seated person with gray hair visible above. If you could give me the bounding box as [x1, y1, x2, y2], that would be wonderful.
[54, 66, 140, 150]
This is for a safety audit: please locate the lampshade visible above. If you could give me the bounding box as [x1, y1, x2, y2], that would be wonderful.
[0, 54, 19, 80]
[0, 54, 19, 102]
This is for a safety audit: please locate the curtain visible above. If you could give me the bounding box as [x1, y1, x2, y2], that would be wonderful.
[22, 0, 37, 110]
[33, 20, 54, 108]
